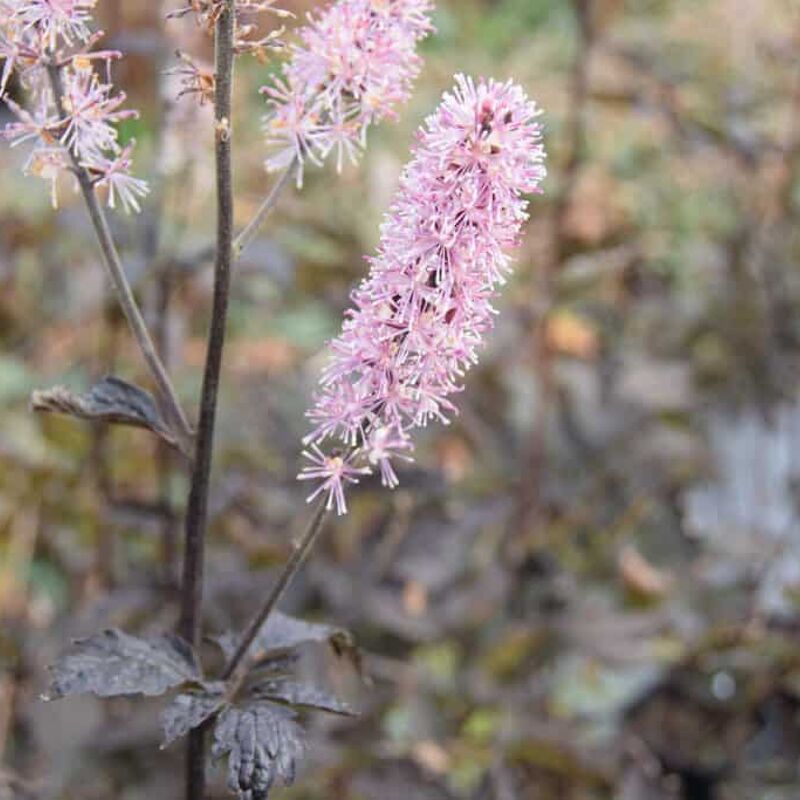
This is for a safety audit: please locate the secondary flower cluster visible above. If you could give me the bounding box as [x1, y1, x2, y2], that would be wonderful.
[0, 0, 148, 212]
[299, 74, 547, 514]
[262, 0, 433, 186]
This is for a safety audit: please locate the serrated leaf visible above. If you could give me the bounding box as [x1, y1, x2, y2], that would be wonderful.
[31, 376, 180, 451]
[253, 678, 355, 716]
[216, 611, 351, 663]
[45, 628, 200, 700]
[161, 681, 228, 749]
[212, 701, 305, 800]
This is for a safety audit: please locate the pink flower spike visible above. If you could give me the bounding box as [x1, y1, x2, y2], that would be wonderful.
[298, 444, 372, 515]
[299, 75, 546, 513]
[261, 0, 433, 185]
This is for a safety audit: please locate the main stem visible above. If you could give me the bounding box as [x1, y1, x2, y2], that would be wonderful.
[46, 64, 193, 452]
[179, 3, 235, 798]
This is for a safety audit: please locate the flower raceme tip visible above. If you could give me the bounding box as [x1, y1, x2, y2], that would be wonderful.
[298, 74, 547, 514]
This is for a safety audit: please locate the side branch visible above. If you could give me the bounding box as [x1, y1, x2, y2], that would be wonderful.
[222, 501, 330, 683]
[46, 63, 193, 452]
[232, 157, 297, 260]
[181, 158, 297, 268]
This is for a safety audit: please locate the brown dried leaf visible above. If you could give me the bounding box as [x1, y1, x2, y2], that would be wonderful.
[30, 376, 180, 451]
[619, 546, 673, 600]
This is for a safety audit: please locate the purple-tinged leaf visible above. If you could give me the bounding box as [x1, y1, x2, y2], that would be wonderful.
[31, 376, 181, 451]
[44, 628, 200, 700]
[253, 678, 355, 716]
[161, 681, 228, 748]
[215, 610, 353, 663]
[212, 701, 305, 800]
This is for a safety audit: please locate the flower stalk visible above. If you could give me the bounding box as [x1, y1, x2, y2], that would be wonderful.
[221, 500, 330, 684]
[45, 61, 194, 451]
[232, 156, 297, 260]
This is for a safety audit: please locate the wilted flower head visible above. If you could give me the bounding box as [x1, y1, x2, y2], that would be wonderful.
[262, 0, 433, 186]
[168, 0, 290, 60]
[169, 50, 216, 106]
[0, 0, 147, 211]
[169, 0, 288, 26]
[299, 74, 546, 513]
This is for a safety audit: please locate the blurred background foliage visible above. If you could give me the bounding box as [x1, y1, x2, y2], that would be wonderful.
[2, 0, 800, 798]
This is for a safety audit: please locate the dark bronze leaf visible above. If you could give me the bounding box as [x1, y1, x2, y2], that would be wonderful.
[215, 610, 354, 664]
[30, 376, 181, 451]
[212, 701, 305, 800]
[253, 678, 355, 716]
[44, 628, 200, 700]
[161, 681, 228, 749]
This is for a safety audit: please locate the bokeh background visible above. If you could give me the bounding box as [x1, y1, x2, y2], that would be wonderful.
[2, 1, 800, 798]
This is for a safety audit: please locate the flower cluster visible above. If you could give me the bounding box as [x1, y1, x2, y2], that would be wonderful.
[0, 0, 148, 212]
[262, 0, 433, 186]
[299, 75, 546, 514]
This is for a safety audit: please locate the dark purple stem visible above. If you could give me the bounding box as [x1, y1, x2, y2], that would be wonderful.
[179, 2, 235, 797]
